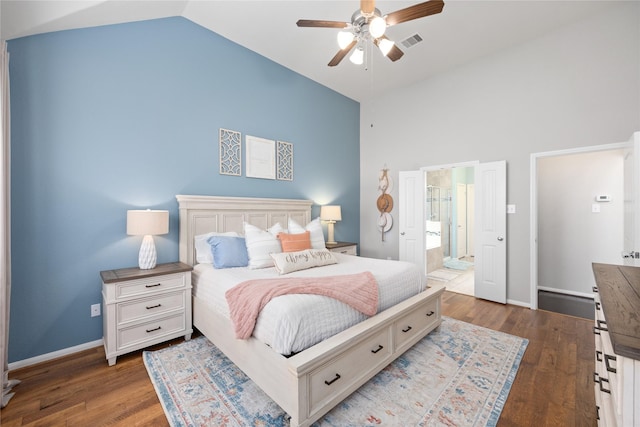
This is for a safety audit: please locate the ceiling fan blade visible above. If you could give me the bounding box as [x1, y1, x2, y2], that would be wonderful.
[328, 40, 357, 67]
[374, 37, 405, 62]
[296, 19, 349, 28]
[361, 0, 375, 15]
[385, 0, 445, 27]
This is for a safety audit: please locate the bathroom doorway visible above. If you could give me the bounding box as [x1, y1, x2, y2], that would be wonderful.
[425, 167, 475, 296]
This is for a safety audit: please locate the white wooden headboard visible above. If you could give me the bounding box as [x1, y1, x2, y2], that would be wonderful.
[176, 195, 313, 266]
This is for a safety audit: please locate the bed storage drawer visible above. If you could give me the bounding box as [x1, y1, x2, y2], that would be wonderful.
[394, 297, 439, 351]
[308, 327, 392, 415]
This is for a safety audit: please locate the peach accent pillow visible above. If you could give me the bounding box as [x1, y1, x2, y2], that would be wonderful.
[278, 231, 312, 253]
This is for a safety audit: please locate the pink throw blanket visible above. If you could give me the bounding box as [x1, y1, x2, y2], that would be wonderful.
[225, 272, 379, 340]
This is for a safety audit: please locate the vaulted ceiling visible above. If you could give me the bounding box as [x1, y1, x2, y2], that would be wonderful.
[1, 1, 616, 102]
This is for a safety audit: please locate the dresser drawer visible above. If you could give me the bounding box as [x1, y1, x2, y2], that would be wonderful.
[117, 313, 186, 351]
[117, 291, 186, 325]
[309, 327, 391, 415]
[394, 297, 439, 350]
[114, 273, 187, 300]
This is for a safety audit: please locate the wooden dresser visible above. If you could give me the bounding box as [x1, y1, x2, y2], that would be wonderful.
[592, 263, 640, 427]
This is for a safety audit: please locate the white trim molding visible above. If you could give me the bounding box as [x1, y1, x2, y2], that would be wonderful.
[8, 339, 103, 371]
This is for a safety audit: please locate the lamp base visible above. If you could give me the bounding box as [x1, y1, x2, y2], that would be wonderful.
[327, 222, 337, 245]
[138, 235, 157, 270]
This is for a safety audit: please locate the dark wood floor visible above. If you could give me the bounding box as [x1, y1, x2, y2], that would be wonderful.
[1, 291, 597, 426]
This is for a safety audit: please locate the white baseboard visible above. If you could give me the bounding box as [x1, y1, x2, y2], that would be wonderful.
[537, 286, 595, 300]
[506, 298, 531, 308]
[8, 339, 103, 371]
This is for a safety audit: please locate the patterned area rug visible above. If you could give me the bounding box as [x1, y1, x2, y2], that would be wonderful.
[144, 317, 528, 426]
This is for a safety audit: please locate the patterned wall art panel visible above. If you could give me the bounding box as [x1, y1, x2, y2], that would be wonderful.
[277, 141, 294, 181]
[219, 128, 241, 176]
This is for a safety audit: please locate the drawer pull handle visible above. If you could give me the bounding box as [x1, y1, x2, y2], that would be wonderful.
[371, 345, 384, 354]
[592, 286, 598, 293]
[146, 304, 162, 310]
[146, 326, 162, 333]
[596, 350, 602, 362]
[604, 354, 617, 374]
[402, 326, 412, 333]
[426, 310, 435, 317]
[593, 320, 608, 335]
[593, 372, 611, 394]
[145, 283, 162, 288]
[595, 301, 601, 311]
[596, 320, 608, 332]
[324, 374, 341, 386]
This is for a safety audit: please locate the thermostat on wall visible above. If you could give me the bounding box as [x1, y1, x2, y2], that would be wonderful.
[595, 195, 611, 202]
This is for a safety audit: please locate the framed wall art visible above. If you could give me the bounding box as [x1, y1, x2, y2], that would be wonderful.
[245, 135, 276, 180]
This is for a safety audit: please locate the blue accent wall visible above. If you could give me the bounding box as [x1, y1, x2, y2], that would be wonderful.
[7, 17, 360, 362]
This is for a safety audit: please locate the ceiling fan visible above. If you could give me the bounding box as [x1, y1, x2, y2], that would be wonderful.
[297, 0, 445, 67]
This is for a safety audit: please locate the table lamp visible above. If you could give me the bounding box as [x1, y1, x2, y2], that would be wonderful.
[127, 209, 169, 269]
[320, 205, 342, 245]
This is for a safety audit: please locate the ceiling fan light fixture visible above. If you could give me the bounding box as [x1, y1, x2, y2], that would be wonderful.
[369, 16, 386, 39]
[337, 31, 355, 49]
[378, 38, 394, 57]
[349, 47, 364, 65]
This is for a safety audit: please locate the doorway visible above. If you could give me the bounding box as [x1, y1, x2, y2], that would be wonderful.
[531, 142, 629, 314]
[425, 167, 475, 296]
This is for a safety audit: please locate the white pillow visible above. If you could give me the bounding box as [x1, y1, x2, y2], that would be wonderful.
[194, 231, 239, 264]
[243, 222, 285, 269]
[270, 248, 337, 275]
[288, 217, 325, 249]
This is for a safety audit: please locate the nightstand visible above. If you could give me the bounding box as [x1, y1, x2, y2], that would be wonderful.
[326, 241, 358, 256]
[100, 262, 193, 366]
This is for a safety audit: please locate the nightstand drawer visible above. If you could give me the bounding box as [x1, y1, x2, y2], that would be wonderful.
[326, 242, 358, 256]
[118, 313, 186, 351]
[114, 273, 187, 300]
[117, 291, 186, 324]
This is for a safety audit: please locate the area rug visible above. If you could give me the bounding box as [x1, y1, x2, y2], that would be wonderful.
[443, 259, 474, 271]
[143, 317, 528, 427]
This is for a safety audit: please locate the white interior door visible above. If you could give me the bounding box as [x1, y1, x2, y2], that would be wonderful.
[474, 161, 507, 303]
[398, 170, 426, 276]
[456, 183, 467, 258]
[467, 184, 475, 257]
[623, 131, 640, 266]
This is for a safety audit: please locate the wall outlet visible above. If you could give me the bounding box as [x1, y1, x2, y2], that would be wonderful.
[91, 303, 101, 317]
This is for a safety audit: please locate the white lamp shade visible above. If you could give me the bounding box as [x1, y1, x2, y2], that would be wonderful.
[349, 48, 364, 65]
[369, 16, 386, 39]
[320, 205, 342, 222]
[127, 210, 169, 236]
[337, 31, 354, 49]
[378, 38, 394, 57]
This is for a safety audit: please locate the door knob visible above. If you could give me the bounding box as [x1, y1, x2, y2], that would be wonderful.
[400, 232, 405, 236]
[497, 236, 504, 241]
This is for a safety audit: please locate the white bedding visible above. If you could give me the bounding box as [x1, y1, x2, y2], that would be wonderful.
[193, 253, 425, 355]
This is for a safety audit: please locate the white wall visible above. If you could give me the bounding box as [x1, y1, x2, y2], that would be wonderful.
[359, 2, 640, 305]
[538, 150, 624, 296]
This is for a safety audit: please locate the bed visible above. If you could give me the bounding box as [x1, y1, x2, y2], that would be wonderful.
[177, 195, 445, 426]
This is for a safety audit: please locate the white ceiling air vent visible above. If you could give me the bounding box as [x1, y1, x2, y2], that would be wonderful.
[400, 34, 423, 49]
